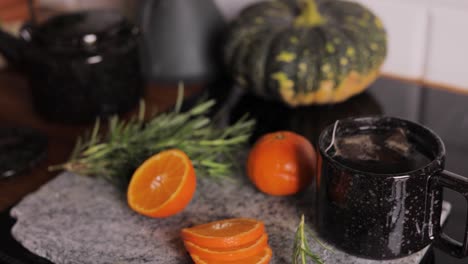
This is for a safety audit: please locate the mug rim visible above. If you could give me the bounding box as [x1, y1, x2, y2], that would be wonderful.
[318, 116, 446, 177]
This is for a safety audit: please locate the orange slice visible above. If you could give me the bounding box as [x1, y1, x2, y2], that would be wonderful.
[127, 149, 196, 218]
[191, 246, 272, 264]
[184, 233, 268, 261]
[181, 218, 265, 249]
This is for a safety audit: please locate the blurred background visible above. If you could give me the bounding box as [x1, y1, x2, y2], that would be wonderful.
[0, 0, 467, 263]
[2, 0, 467, 89]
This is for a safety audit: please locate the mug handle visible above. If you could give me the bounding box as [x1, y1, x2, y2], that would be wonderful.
[434, 170, 468, 258]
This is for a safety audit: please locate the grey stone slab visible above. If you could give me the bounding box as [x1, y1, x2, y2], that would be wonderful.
[11, 172, 450, 264]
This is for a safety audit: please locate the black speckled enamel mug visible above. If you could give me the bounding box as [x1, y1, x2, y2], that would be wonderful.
[316, 116, 468, 260]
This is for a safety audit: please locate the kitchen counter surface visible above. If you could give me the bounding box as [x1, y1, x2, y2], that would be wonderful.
[0, 71, 467, 264]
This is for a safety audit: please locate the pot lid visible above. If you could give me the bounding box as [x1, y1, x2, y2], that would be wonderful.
[31, 10, 137, 53]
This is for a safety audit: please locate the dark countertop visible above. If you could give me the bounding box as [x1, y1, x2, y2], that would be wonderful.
[1, 73, 467, 264]
[227, 77, 468, 264]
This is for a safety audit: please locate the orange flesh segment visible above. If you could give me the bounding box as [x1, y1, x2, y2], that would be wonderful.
[188, 218, 258, 237]
[184, 233, 268, 261]
[181, 218, 265, 248]
[127, 150, 192, 213]
[191, 246, 272, 264]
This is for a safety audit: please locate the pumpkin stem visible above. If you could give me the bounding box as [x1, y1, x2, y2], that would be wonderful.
[294, 0, 324, 27]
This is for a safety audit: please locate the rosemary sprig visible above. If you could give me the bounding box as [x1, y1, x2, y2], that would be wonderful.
[293, 214, 331, 264]
[50, 88, 255, 188]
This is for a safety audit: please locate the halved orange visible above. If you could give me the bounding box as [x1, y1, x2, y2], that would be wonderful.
[184, 233, 268, 261]
[181, 218, 265, 249]
[191, 246, 272, 264]
[127, 149, 196, 218]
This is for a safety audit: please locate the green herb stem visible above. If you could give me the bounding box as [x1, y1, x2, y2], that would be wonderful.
[293, 214, 330, 264]
[49, 88, 255, 187]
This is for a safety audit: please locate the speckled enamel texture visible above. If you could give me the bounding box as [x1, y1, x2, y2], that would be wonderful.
[317, 117, 447, 259]
[224, 0, 387, 106]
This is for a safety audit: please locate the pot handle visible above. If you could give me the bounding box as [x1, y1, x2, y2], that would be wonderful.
[0, 29, 27, 67]
[434, 170, 468, 258]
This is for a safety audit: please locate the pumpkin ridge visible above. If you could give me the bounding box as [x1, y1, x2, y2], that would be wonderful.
[265, 27, 301, 100]
[248, 28, 284, 98]
[336, 25, 368, 73]
[261, 27, 293, 98]
[294, 28, 315, 97]
[224, 27, 250, 73]
[317, 28, 338, 89]
[325, 28, 354, 88]
[340, 23, 382, 73]
[304, 28, 325, 93]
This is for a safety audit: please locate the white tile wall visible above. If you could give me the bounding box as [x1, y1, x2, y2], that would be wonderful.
[363, 0, 468, 90]
[411, 0, 468, 10]
[424, 7, 468, 89]
[354, 0, 430, 80]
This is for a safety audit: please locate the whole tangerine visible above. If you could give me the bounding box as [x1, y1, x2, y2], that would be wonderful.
[247, 131, 317, 196]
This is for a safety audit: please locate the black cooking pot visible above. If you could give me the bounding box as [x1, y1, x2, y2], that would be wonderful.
[0, 10, 143, 122]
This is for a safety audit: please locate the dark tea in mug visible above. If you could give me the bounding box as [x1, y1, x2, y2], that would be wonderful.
[329, 127, 432, 174]
[316, 116, 468, 260]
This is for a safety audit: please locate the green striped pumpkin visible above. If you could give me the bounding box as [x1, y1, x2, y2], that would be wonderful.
[224, 0, 387, 106]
